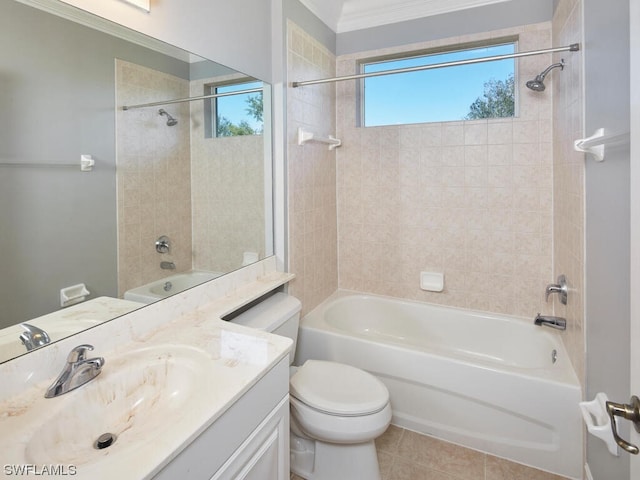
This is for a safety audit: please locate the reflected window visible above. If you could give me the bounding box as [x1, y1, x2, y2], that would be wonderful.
[206, 80, 263, 137]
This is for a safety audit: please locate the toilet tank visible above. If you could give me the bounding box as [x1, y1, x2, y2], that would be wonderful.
[228, 292, 302, 364]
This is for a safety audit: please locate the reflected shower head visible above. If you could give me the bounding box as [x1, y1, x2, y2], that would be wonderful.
[526, 60, 565, 92]
[158, 108, 178, 126]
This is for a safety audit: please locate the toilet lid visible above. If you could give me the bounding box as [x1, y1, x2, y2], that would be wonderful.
[290, 360, 389, 416]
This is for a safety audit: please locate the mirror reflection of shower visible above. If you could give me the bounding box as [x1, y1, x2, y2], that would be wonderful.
[158, 108, 178, 126]
[525, 59, 565, 92]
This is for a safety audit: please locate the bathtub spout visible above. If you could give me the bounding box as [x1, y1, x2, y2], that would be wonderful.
[534, 313, 566, 330]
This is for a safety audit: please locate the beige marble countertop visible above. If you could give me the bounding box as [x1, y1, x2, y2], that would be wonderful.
[0, 297, 143, 363]
[0, 267, 294, 479]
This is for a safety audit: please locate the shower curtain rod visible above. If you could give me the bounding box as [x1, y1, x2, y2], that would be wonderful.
[292, 43, 580, 88]
[0, 162, 78, 168]
[122, 87, 263, 111]
[0, 161, 93, 171]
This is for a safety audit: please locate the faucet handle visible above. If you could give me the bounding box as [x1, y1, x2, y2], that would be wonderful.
[67, 344, 94, 363]
[545, 274, 568, 305]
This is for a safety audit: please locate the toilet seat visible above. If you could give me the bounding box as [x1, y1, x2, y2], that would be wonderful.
[290, 360, 389, 416]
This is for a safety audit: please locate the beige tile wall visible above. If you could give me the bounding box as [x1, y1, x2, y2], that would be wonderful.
[552, 0, 585, 387]
[286, 13, 585, 480]
[115, 60, 192, 296]
[190, 75, 266, 274]
[335, 23, 556, 318]
[116, 63, 266, 293]
[287, 20, 339, 315]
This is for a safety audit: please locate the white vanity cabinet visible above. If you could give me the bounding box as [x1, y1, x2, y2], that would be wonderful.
[154, 358, 290, 480]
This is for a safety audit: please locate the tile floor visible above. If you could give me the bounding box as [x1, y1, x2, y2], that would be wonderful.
[291, 425, 570, 480]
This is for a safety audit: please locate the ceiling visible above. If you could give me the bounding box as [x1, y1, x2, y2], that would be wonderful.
[299, 0, 512, 33]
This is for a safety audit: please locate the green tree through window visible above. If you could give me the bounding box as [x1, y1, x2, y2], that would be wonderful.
[465, 73, 515, 120]
[211, 81, 263, 137]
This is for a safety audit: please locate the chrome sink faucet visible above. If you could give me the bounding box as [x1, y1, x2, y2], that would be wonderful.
[19, 323, 50, 351]
[45, 344, 105, 398]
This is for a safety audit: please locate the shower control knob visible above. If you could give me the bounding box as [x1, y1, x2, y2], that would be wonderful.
[155, 235, 170, 254]
[545, 274, 568, 305]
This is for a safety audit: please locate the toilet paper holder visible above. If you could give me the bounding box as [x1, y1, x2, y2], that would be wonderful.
[60, 283, 90, 308]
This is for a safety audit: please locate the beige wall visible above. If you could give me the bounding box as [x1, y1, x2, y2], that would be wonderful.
[115, 60, 192, 296]
[335, 23, 555, 318]
[552, 0, 585, 386]
[287, 20, 339, 316]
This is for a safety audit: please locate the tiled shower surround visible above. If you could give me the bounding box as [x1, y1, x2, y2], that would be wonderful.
[552, 0, 585, 387]
[116, 61, 265, 295]
[335, 22, 555, 319]
[190, 75, 266, 274]
[116, 60, 193, 297]
[287, 20, 339, 312]
[287, 13, 584, 480]
[287, 20, 569, 333]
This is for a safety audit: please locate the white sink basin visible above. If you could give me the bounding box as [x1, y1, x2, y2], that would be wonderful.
[23, 345, 219, 467]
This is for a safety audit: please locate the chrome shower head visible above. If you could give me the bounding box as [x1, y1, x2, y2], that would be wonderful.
[158, 108, 178, 126]
[526, 60, 565, 92]
[525, 77, 547, 92]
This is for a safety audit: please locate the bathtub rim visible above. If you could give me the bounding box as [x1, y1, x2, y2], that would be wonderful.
[299, 289, 580, 387]
[123, 269, 223, 304]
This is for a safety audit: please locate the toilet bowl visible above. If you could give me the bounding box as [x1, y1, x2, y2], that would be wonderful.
[289, 359, 392, 480]
[229, 293, 392, 480]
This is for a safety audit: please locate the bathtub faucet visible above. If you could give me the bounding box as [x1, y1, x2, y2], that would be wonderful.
[534, 313, 566, 330]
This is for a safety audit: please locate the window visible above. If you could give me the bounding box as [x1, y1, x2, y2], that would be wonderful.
[206, 80, 264, 138]
[360, 41, 516, 127]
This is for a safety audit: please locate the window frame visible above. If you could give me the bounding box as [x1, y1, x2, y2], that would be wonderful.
[356, 36, 520, 127]
[204, 78, 264, 138]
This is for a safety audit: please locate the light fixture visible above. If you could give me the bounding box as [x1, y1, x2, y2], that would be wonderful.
[120, 0, 150, 12]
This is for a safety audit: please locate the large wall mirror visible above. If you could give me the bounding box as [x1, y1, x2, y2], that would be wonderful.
[0, 0, 273, 363]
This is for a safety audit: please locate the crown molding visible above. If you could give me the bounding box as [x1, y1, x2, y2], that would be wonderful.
[299, 0, 512, 34]
[297, 0, 342, 32]
[339, 0, 511, 32]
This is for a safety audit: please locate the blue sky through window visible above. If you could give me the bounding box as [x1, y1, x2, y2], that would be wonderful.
[362, 43, 515, 126]
[215, 80, 263, 133]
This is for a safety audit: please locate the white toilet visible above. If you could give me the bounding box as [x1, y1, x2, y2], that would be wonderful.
[230, 292, 392, 480]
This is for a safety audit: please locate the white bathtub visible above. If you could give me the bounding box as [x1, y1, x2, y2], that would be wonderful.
[123, 270, 222, 304]
[294, 291, 582, 479]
